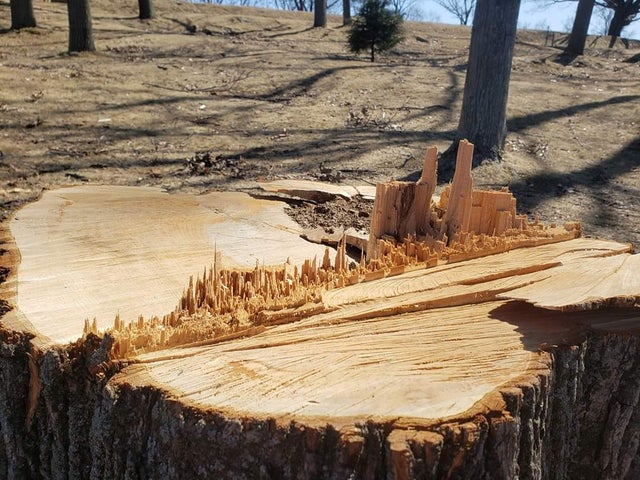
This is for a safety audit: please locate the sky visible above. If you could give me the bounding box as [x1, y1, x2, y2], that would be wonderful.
[420, 0, 639, 40]
[189, 0, 640, 40]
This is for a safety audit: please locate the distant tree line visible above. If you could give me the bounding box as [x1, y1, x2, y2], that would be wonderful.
[192, 0, 638, 37]
[564, 0, 639, 54]
[196, 0, 422, 20]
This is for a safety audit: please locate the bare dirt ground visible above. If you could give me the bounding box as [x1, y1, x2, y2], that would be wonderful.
[0, 0, 638, 247]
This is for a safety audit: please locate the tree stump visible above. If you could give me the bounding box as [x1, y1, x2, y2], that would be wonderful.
[1, 143, 639, 478]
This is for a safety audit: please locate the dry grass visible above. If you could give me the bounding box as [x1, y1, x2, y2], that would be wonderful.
[0, 0, 638, 246]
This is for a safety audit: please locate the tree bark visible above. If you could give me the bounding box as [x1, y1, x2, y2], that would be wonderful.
[343, 0, 351, 25]
[607, 6, 627, 47]
[454, 0, 521, 162]
[566, 0, 595, 56]
[67, 0, 95, 52]
[138, 0, 155, 20]
[10, 0, 36, 30]
[314, 0, 327, 27]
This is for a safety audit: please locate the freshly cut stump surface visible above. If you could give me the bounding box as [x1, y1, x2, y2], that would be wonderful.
[1, 186, 333, 345]
[136, 300, 568, 419]
[1, 185, 638, 427]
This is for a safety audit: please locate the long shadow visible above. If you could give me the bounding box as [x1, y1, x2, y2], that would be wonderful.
[257, 65, 371, 102]
[169, 18, 197, 34]
[95, 65, 374, 110]
[267, 26, 315, 38]
[388, 68, 462, 128]
[508, 95, 640, 133]
[509, 135, 640, 213]
[400, 94, 639, 181]
[93, 16, 139, 21]
[489, 301, 640, 353]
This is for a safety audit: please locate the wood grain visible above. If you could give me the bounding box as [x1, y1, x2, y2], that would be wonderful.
[1, 186, 332, 344]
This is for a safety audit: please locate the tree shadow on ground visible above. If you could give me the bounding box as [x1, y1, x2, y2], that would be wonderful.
[267, 27, 315, 38]
[398, 94, 640, 185]
[508, 94, 640, 133]
[258, 65, 371, 102]
[508, 135, 639, 213]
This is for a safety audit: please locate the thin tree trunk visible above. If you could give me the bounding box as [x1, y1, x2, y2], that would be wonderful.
[343, 0, 351, 25]
[607, 7, 626, 47]
[566, 0, 595, 56]
[67, 0, 95, 52]
[138, 0, 155, 20]
[314, 0, 327, 27]
[454, 0, 521, 162]
[370, 42, 375, 62]
[10, 0, 36, 30]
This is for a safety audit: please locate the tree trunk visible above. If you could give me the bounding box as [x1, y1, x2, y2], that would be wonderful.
[313, 0, 327, 27]
[67, 0, 95, 52]
[370, 41, 375, 62]
[566, 0, 595, 56]
[453, 0, 521, 162]
[343, 0, 351, 25]
[1, 171, 638, 478]
[607, 6, 627, 47]
[10, 0, 36, 30]
[138, 0, 155, 20]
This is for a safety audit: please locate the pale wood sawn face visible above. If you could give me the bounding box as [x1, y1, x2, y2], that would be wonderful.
[1, 185, 638, 424]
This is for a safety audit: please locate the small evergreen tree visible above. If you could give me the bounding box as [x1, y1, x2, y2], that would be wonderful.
[347, 0, 404, 62]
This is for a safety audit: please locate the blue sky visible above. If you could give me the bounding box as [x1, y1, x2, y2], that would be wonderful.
[420, 0, 639, 40]
[189, 0, 639, 40]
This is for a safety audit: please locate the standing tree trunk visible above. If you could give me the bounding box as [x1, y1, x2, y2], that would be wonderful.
[453, 0, 521, 162]
[10, 0, 36, 30]
[566, 0, 595, 56]
[67, 0, 95, 52]
[343, 0, 351, 25]
[314, 0, 327, 27]
[138, 0, 155, 20]
[607, 6, 627, 47]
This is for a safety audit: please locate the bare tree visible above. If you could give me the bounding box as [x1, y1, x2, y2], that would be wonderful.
[541, 0, 639, 45]
[566, 0, 596, 55]
[387, 0, 420, 18]
[594, 4, 614, 33]
[274, 0, 313, 10]
[435, 0, 475, 25]
[452, 0, 521, 162]
[603, 0, 639, 45]
[67, 0, 95, 52]
[10, 0, 36, 30]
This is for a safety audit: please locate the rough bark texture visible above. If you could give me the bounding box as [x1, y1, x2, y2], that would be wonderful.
[455, 0, 521, 162]
[2, 326, 640, 479]
[566, 0, 596, 56]
[314, 0, 327, 28]
[67, 0, 95, 52]
[10, 0, 36, 30]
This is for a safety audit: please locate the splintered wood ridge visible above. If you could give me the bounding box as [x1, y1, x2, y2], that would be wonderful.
[99, 141, 584, 358]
